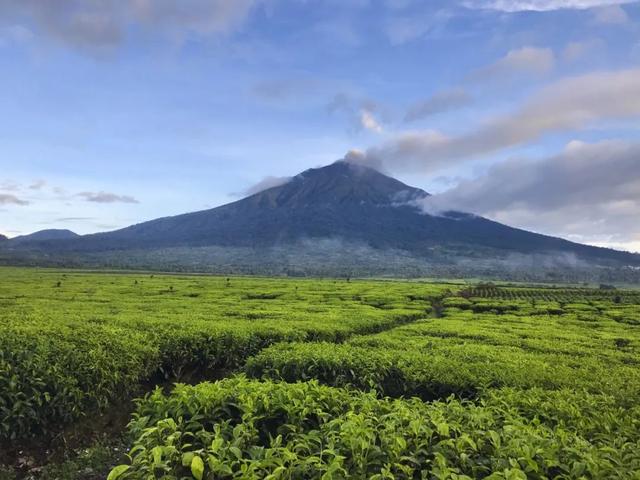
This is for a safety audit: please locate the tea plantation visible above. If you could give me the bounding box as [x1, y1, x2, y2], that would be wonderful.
[0, 267, 639, 479]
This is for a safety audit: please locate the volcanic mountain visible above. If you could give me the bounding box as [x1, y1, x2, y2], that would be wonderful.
[2, 161, 639, 277]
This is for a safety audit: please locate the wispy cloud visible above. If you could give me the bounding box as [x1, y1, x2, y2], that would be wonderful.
[0, 181, 21, 192]
[384, 10, 451, 45]
[0, 194, 29, 206]
[470, 46, 555, 80]
[404, 88, 472, 122]
[562, 39, 603, 62]
[352, 68, 640, 173]
[28, 179, 46, 190]
[464, 0, 637, 12]
[2, 0, 261, 53]
[592, 4, 630, 23]
[77, 191, 139, 204]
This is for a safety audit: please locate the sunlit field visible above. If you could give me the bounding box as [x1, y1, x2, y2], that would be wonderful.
[1, 267, 639, 479]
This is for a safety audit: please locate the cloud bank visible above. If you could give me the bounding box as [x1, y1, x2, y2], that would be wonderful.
[419, 140, 640, 251]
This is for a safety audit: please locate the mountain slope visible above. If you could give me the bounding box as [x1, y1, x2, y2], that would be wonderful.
[3, 161, 639, 271]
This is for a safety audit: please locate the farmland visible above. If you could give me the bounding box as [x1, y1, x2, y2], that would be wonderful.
[1, 267, 639, 479]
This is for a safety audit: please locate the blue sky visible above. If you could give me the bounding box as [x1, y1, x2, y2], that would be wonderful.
[1, 0, 639, 252]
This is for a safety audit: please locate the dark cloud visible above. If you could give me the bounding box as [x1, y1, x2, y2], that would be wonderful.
[417, 140, 640, 251]
[77, 191, 139, 204]
[0, 194, 29, 206]
[404, 88, 472, 122]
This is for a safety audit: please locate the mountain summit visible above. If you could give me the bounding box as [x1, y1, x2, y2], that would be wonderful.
[2, 161, 639, 277]
[253, 161, 430, 208]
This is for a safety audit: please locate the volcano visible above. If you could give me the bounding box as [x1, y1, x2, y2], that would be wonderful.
[2, 161, 639, 278]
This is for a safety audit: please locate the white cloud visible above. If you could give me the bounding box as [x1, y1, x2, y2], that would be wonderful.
[353, 68, 640, 173]
[360, 109, 383, 133]
[464, 0, 637, 12]
[327, 93, 388, 134]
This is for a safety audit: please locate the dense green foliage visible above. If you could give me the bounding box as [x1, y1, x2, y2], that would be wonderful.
[112, 377, 640, 479]
[247, 292, 640, 405]
[1, 267, 639, 478]
[0, 268, 435, 440]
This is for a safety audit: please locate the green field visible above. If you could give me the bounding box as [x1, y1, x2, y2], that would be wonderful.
[1, 267, 639, 479]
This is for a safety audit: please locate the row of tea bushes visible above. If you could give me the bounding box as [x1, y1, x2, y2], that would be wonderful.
[245, 334, 640, 404]
[0, 268, 439, 441]
[0, 319, 307, 440]
[1, 310, 432, 442]
[109, 377, 640, 479]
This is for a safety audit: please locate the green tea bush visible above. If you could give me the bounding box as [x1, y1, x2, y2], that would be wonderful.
[245, 338, 640, 402]
[110, 377, 639, 479]
[0, 321, 158, 440]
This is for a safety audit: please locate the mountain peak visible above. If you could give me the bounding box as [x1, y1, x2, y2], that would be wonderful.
[9, 229, 79, 245]
[250, 160, 429, 208]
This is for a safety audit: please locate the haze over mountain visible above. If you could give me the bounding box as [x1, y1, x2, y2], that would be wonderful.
[2, 161, 638, 281]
